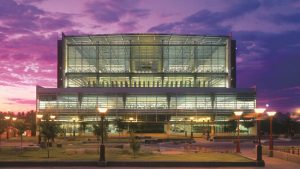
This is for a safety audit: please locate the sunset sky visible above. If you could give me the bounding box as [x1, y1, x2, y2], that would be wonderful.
[0, 0, 299, 113]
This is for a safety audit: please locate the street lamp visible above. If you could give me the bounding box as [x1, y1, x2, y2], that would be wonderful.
[50, 115, 56, 121]
[190, 117, 194, 138]
[128, 117, 134, 132]
[36, 114, 43, 144]
[4, 116, 10, 140]
[267, 111, 276, 157]
[97, 107, 108, 162]
[255, 108, 266, 161]
[234, 111, 243, 153]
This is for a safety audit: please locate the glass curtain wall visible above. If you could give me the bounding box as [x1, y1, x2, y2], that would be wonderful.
[38, 94, 255, 111]
[64, 36, 228, 88]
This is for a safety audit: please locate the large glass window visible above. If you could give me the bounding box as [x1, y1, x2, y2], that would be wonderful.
[99, 46, 130, 73]
[131, 46, 161, 73]
[125, 95, 167, 109]
[215, 95, 236, 109]
[195, 46, 226, 73]
[67, 46, 97, 73]
[163, 46, 194, 73]
[57, 95, 78, 109]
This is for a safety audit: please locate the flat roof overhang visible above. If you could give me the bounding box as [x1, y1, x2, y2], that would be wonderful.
[37, 86, 256, 96]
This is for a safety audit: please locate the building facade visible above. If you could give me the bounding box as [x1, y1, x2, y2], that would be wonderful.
[36, 34, 256, 135]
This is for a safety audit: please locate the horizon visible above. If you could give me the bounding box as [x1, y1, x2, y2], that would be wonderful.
[0, 0, 300, 113]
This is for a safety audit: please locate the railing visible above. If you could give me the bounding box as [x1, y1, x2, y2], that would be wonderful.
[274, 146, 300, 156]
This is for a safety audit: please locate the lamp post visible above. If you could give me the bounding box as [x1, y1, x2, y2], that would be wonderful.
[267, 111, 276, 157]
[128, 117, 134, 133]
[36, 114, 43, 144]
[190, 117, 194, 138]
[234, 111, 243, 153]
[72, 118, 76, 137]
[97, 107, 107, 162]
[207, 118, 210, 140]
[255, 108, 266, 161]
[4, 116, 10, 140]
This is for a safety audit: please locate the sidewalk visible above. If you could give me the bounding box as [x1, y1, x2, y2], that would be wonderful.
[241, 147, 300, 169]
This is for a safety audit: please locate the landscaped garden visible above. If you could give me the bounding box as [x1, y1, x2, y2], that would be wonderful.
[0, 136, 252, 162]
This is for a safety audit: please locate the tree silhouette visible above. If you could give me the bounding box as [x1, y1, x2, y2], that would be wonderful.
[13, 119, 28, 153]
[40, 116, 61, 158]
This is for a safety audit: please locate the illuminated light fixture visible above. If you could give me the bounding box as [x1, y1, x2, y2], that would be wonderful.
[4, 116, 10, 120]
[190, 117, 195, 120]
[129, 117, 134, 121]
[50, 115, 56, 119]
[97, 107, 108, 115]
[37, 114, 43, 119]
[267, 111, 276, 117]
[254, 108, 266, 114]
[12, 117, 17, 121]
[234, 111, 243, 116]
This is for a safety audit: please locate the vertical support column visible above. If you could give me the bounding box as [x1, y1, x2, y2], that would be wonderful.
[129, 40, 133, 73]
[193, 40, 197, 74]
[230, 40, 237, 88]
[167, 94, 171, 109]
[96, 43, 100, 86]
[57, 39, 63, 88]
[122, 95, 126, 109]
[211, 93, 215, 110]
[161, 40, 164, 73]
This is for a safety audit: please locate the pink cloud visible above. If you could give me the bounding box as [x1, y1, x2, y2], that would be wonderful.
[7, 98, 36, 105]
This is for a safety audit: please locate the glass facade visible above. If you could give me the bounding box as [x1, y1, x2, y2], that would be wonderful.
[37, 34, 256, 134]
[38, 94, 255, 111]
[64, 35, 229, 88]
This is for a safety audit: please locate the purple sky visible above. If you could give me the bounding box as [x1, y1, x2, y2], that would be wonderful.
[0, 0, 299, 112]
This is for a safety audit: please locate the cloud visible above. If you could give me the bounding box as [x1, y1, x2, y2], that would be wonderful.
[148, 0, 260, 34]
[147, 0, 300, 112]
[0, 0, 75, 36]
[85, 0, 149, 24]
[269, 13, 300, 24]
[7, 98, 36, 105]
[0, 0, 77, 91]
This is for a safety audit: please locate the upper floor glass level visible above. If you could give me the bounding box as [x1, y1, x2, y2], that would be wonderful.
[60, 34, 233, 88]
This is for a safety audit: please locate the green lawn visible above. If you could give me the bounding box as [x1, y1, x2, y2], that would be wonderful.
[0, 136, 252, 162]
[0, 147, 252, 162]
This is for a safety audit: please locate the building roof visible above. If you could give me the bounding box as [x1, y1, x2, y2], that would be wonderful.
[63, 33, 230, 46]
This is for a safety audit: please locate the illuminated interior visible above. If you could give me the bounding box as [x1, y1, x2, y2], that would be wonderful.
[36, 34, 256, 135]
[64, 35, 229, 88]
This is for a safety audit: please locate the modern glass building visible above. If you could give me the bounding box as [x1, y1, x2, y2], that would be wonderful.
[36, 34, 256, 135]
